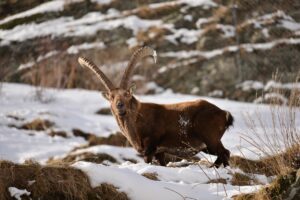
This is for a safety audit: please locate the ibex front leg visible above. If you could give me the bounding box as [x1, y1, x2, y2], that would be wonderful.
[142, 137, 157, 163]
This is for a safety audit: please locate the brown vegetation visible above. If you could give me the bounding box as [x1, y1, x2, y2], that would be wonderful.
[72, 129, 129, 147]
[234, 169, 300, 200]
[0, 160, 129, 200]
[55, 152, 118, 165]
[96, 107, 112, 115]
[141, 172, 159, 181]
[20, 118, 54, 131]
[231, 172, 258, 186]
[88, 132, 129, 147]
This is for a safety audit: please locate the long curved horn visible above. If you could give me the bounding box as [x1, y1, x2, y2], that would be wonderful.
[120, 46, 157, 89]
[78, 57, 115, 91]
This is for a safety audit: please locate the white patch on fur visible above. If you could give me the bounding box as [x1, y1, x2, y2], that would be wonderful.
[178, 115, 190, 135]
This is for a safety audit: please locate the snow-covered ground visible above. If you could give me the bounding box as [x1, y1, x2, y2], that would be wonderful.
[0, 83, 298, 199]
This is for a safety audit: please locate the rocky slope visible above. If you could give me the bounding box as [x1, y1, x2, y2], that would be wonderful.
[0, 0, 300, 102]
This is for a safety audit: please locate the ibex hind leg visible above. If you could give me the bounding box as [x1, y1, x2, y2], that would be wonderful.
[155, 152, 166, 166]
[204, 142, 230, 168]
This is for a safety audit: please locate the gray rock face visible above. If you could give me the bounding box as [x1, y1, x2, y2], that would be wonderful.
[1, 0, 300, 103]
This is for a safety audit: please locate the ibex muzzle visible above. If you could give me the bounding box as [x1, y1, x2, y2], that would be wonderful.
[78, 46, 233, 168]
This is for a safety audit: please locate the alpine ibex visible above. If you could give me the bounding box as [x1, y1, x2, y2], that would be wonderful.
[78, 47, 233, 167]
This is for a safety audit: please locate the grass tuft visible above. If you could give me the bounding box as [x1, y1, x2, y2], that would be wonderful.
[0, 160, 129, 200]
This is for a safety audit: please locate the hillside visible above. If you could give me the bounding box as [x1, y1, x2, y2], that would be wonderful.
[0, 1, 300, 199]
[1, 83, 299, 199]
[0, 0, 300, 103]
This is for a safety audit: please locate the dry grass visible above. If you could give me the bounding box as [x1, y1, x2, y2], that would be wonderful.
[71, 129, 129, 147]
[91, 183, 129, 200]
[96, 107, 112, 115]
[20, 118, 54, 131]
[72, 129, 93, 140]
[134, 3, 181, 19]
[206, 178, 227, 184]
[59, 152, 118, 165]
[241, 77, 300, 174]
[234, 169, 299, 200]
[141, 172, 159, 181]
[231, 172, 258, 186]
[48, 130, 68, 138]
[88, 132, 130, 147]
[0, 160, 129, 200]
[234, 79, 300, 198]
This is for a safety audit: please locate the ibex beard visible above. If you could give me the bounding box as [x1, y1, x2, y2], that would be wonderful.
[78, 46, 234, 168]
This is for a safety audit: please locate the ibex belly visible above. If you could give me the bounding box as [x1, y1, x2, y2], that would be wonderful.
[157, 143, 207, 157]
[157, 136, 207, 158]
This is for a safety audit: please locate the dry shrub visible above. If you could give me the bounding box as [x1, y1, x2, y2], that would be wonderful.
[136, 26, 170, 46]
[206, 178, 227, 184]
[72, 129, 93, 140]
[135, 4, 181, 19]
[230, 156, 272, 176]
[72, 129, 129, 147]
[0, 160, 129, 200]
[141, 172, 159, 181]
[234, 169, 299, 200]
[234, 80, 300, 198]
[32, 86, 56, 104]
[48, 130, 68, 138]
[33, 165, 91, 200]
[240, 78, 300, 176]
[61, 152, 118, 165]
[20, 118, 54, 131]
[88, 132, 130, 147]
[90, 183, 129, 200]
[231, 172, 258, 186]
[212, 5, 232, 24]
[96, 107, 112, 115]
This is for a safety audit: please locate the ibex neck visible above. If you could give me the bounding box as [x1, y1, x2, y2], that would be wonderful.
[115, 96, 142, 150]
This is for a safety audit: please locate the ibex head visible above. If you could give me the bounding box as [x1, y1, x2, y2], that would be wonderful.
[78, 46, 157, 117]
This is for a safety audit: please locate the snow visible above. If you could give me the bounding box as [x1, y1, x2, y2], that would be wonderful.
[0, 0, 65, 26]
[148, 0, 217, 9]
[18, 62, 35, 71]
[217, 24, 235, 38]
[281, 20, 300, 31]
[71, 145, 143, 163]
[264, 80, 300, 91]
[254, 93, 288, 105]
[8, 187, 30, 200]
[196, 18, 213, 28]
[179, 0, 217, 8]
[0, 13, 162, 46]
[74, 161, 260, 200]
[91, 0, 113, 5]
[236, 80, 264, 91]
[1, 83, 299, 199]
[0, 83, 118, 162]
[165, 28, 201, 45]
[161, 38, 300, 60]
[126, 37, 139, 48]
[67, 41, 106, 54]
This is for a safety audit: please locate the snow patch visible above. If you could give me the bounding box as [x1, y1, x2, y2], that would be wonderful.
[0, 0, 65, 26]
[236, 80, 264, 91]
[8, 187, 30, 200]
[91, 0, 112, 5]
[67, 41, 106, 54]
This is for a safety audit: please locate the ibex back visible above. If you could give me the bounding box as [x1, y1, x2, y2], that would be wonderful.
[78, 47, 234, 167]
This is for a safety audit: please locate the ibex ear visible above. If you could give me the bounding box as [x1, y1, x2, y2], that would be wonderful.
[129, 83, 136, 95]
[101, 91, 110, 100]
